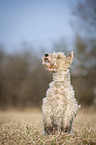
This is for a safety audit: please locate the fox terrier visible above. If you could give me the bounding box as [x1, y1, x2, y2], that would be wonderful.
[42, 51, 80, 135]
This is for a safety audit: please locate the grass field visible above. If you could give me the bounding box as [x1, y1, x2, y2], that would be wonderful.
[0, 108, 96, 145]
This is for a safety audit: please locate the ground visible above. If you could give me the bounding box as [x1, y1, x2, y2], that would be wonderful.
[0, 108, 96, 145]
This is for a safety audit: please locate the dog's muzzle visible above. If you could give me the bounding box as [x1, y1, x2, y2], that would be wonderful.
[44, 54, 49, 62]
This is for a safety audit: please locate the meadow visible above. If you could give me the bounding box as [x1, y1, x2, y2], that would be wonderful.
[0, 108, 96, 145]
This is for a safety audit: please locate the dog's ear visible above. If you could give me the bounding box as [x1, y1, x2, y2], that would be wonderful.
[66, 51, 74, 64]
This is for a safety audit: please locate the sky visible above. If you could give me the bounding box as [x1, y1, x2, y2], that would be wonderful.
[0, 0, 88, 53]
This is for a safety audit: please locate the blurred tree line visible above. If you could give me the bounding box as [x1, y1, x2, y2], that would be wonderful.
[0, 35, 96, 109]
[0, 47, 52, 109]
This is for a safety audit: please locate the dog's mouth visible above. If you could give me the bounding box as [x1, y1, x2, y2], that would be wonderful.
[42, 54, 55, 72]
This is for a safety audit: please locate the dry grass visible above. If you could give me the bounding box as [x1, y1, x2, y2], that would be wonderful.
[0, 108, 96, 145]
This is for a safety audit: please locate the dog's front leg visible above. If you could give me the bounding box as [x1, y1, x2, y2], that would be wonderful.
[43, 117, 53, 135]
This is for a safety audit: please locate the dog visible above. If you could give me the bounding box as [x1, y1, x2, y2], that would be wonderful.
[42, 51, 80, 135]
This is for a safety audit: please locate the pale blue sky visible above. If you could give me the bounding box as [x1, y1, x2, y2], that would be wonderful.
[0, 0, 86, 53]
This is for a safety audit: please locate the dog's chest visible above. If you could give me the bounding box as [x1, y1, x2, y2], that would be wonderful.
[48, 82, 67, 108]
[51, 94, 66, 116]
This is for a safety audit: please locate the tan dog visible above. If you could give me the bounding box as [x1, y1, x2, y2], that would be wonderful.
[42, 52, 80, 135]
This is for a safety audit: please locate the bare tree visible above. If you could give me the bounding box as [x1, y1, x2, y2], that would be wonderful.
[73, 0, 96, 34]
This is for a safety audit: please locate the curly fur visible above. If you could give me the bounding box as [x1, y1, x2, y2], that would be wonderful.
[42, 51, 81, 135]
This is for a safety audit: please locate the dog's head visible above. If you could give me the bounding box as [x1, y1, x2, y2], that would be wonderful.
[42, 51, 73, 72]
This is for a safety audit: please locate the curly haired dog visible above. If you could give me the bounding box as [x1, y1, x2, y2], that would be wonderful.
[42, 51, 80, 135]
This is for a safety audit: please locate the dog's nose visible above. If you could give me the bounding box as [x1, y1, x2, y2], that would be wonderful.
[45, 54, 49, 57]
